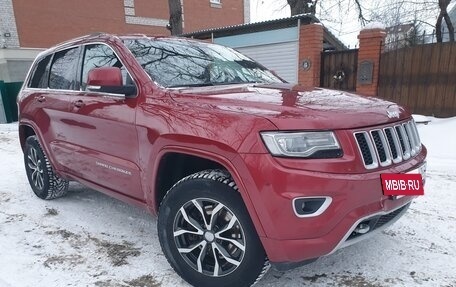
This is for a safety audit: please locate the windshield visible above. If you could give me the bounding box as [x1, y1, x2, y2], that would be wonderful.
[124, 38, 284, 88]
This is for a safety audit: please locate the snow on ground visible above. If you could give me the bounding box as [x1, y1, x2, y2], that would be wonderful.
[0, 117, 455, 287]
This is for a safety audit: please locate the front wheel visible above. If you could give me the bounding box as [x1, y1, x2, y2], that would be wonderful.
[158, 170, 269, 287]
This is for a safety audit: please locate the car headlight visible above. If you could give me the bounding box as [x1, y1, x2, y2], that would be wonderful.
[261, 131, 343, 158]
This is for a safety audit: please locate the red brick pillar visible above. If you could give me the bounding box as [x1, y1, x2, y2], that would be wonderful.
[356, 27, 387, 96]
[298, 23, 324, 88]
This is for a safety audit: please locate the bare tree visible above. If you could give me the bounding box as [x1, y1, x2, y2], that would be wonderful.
[287, 0, 317, 15]
[287, 0, 368, 25]
[285, 0, 454, 42]
[168, 0, 183, 35]
[436, 0, 454, 42]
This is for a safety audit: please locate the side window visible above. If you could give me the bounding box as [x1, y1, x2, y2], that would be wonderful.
[49, 47, 80, 90]
[29, 55, 52, 88]
[81, 44, 129, 91]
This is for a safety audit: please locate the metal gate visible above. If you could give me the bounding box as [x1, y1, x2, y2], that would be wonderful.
[320, 49, 358, 91]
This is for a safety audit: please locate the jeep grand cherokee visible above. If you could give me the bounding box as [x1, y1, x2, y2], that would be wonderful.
[17, 33, 427, 287]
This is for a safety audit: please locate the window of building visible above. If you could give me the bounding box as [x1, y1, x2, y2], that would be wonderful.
[49, 47, 80, 90]
[210, 0, 222, 8]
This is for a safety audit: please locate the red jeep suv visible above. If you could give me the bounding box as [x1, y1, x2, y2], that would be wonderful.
[17, 33, 427, 287]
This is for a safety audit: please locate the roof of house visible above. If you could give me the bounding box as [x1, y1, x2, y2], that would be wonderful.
[386, 23, 414, 34]
[181, 14, 347, 51]
[450, 3, 456, 20]
[445, 3, 456, 28]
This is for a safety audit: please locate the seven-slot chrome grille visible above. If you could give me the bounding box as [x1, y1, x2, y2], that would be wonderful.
[354, 120, 422, 169]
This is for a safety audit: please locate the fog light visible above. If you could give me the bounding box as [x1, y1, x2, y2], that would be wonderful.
[292, 197, 332, 218]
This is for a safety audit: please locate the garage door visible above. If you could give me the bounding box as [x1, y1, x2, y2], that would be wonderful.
[214, 27, 299, 84]
[236, 42, 298, 84]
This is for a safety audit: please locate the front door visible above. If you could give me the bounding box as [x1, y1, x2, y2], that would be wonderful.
[33, 48, 80, 172]
[62, 44, 143, 200]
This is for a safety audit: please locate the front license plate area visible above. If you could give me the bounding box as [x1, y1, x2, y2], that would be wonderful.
[381, 164, 426, 196]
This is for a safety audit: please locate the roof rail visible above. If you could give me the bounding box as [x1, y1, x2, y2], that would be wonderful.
[90, 32, 107, 37]
[126, 33, 149, 37]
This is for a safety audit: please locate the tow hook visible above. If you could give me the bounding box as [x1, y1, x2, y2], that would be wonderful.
[354, 223, 370, 234]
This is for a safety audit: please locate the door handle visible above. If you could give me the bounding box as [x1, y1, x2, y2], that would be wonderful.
[73, 100, 84, 108]
[35, 95, 46, 102]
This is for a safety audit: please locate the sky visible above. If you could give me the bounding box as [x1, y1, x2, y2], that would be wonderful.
[250, 0, 454, 47]
[250, 0, 363, 47]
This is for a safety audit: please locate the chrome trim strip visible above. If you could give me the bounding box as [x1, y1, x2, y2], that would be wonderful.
[395, 125, 411, 160]
[384, 127, 403, 164]
[27, 88, 81, 94]
[404, 122, 417, 156]
[411, 120, 422, 148]
[408, 120, 421, 153]
[327, 202, 411, 255]
[292, 196, 332, 218]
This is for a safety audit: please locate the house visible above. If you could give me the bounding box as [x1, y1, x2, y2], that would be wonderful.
[442, 3, 456, 42]
[0, 0, 250, 82]
[0, 0, 250, 123]
[385, 23, 415, 50]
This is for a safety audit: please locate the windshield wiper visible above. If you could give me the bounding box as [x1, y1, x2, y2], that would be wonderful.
[167, 80, 265, 88]
[213, 81, 261, 86]
[167, 82, 214, 88]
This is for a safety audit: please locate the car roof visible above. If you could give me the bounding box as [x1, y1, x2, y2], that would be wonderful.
[51, 33, 204, 51]
[36, 32, 216, 65]
[35, 33, 207, 61]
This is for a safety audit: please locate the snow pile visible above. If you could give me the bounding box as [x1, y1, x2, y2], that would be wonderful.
[412, 114, 431, 124]
[416, 116, 456, 170]
[363, 22, 386, 30]
[0, 123, 18, 132]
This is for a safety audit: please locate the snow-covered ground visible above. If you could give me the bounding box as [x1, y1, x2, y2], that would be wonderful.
[0, 116, 455, 287]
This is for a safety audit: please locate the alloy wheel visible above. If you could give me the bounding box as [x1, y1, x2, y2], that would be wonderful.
[27, 146, 44, 190]
[173, 198, 246, 277]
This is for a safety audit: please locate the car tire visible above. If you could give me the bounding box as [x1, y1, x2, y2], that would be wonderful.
[158, 170, 270, 287]
[24, 135, 69, 200]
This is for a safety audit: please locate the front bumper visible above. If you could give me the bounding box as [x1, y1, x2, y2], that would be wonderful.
[236, 147, 426, 264]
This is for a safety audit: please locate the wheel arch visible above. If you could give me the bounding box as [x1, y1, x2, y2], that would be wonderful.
[150, 147, 266, 238]
[18, 121, 63, 178]
[19, 123, 36, 152]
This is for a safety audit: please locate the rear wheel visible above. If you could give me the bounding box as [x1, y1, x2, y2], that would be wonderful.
[158, 170, 269, 287]
[24, 136, 69, 200]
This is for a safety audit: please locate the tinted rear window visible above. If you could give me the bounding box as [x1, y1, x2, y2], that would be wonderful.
[49, 47, 80, 90]
[29, 55, 52, 88]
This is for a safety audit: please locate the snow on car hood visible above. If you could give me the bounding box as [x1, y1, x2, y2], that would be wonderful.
[169, 83, 411, 130]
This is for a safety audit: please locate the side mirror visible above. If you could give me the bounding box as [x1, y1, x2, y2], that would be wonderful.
[87, 67, 136, 98]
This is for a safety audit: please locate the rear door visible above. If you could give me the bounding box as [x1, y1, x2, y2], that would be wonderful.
[28, 48, 81, 172]
[60, 43, 143, 200]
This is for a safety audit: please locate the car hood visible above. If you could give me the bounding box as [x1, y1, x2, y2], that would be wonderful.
[169, 83, 411, 130]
